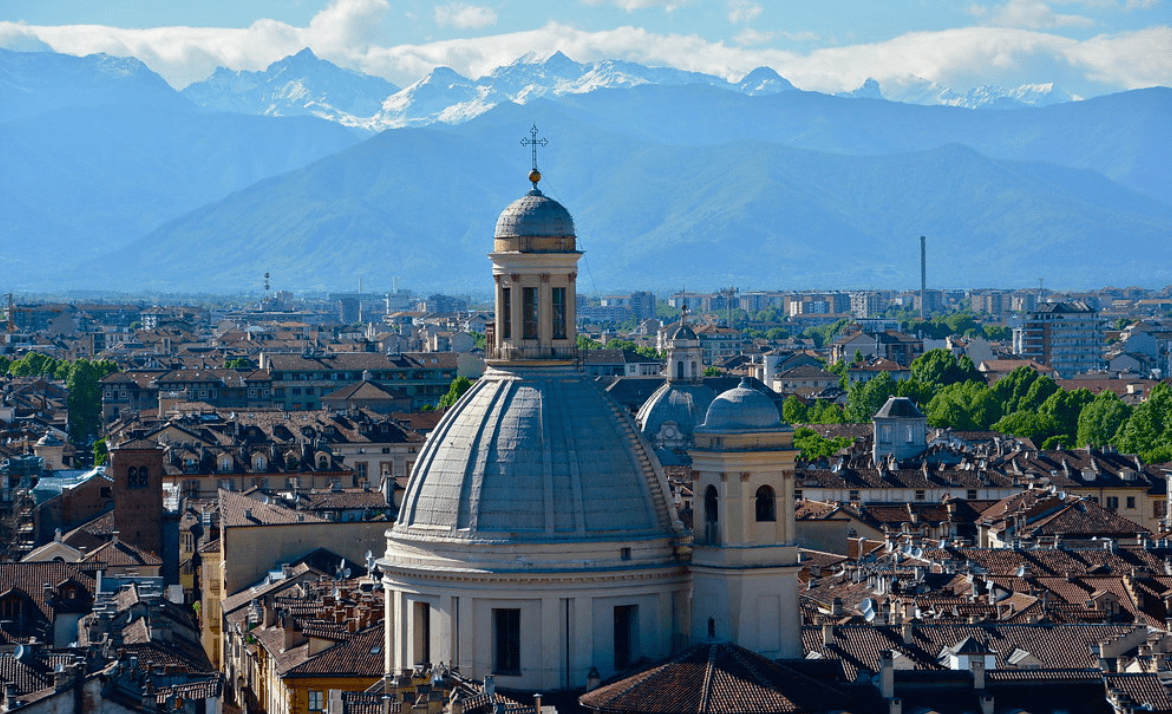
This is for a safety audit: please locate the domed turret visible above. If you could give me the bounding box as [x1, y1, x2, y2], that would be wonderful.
[699, 378, 783, 432]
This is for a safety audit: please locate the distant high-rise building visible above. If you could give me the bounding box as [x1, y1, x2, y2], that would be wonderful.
[1013, 301, 1104, 378]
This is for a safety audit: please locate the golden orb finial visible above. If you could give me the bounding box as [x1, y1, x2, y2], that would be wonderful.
[528, 168, 542, 185]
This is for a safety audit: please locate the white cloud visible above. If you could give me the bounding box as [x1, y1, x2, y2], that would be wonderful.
[727, 1, 762, 24]
[1, 6, 1167, 99]
[972, 0, 1095, 28]
[0, 0, 391, 88]
[733, 28, 775, 46]
[582, 0, 696, 11]
[435, 4, 498, 30]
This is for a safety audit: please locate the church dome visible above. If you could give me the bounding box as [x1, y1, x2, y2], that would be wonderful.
[392, 365, 682, 552]
[494, 189, 576, 239]
[637, 382, 716, 447]
[699, 378, 782, 432]
[670, 323, 697, 341]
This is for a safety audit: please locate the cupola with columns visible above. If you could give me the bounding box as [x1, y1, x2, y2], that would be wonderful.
[488, 125, 580, 363]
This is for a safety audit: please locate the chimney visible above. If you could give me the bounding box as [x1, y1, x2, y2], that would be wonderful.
[979, 695, 995, 714]
[889, 700, 902, 714]
[534, 693, 543, 714]
[484, 675, 495, 698]
[880, 650, 895, 699]
[902, 622, 914, 645]
[822, 624, 836, 646]
[972, 658, 986, 690]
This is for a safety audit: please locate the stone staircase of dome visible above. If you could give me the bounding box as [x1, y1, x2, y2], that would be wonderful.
[605, 397, 673, 531]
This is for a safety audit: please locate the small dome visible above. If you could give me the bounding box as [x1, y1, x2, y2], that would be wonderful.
[670, 323, 697, 341]
[36, 433, 63, 447]
[699, 378, 780, 431]
[494, 189, 575, 238]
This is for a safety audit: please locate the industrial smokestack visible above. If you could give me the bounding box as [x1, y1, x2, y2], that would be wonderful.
[920, 236, 927, 319]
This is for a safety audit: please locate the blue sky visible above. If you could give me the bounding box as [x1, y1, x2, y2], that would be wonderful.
[1, 0, 1168, 97]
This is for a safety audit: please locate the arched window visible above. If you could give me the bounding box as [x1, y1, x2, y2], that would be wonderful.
[755, 485, 776, 522]
[704, 486, 718, 523]
[676, 361, 684, 380]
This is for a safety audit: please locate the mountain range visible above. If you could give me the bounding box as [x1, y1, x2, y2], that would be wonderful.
[0, 47, 1169, 294]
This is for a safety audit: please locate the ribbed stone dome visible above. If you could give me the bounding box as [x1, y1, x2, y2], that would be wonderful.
[670, 324, 697, 340]
[637, 382, 716, 443]
[393, 365, 681, 547]
[699, 378, 781, 432]
[494, 189, 575, 238]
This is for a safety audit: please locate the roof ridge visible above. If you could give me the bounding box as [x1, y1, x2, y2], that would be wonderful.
[699, 644, 717, 713]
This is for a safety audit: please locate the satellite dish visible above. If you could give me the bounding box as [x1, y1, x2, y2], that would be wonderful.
[913, 547, 924, 560]
[13, 644, 25, 660]
[860, 598, 875, 618]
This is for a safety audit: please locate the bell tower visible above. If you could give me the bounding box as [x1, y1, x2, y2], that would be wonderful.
[689, 380, 801, 658]
[110, 438, 165, 557]
[489, 124, 580, 364]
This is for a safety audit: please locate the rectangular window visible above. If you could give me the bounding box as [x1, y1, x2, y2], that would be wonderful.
[1127, 496, 1136, 510]
[552, 287, 567, 339]
[915, 490, 926, 501]
[308, 690, 324, 712]
[493, 608, 521, 675]
[523, 287, 539, 339]
[500, 288, 512, 339]
[614, 605, 637, 671]
[1107, 496, 1119, 510]
[967, 490, 978, 500]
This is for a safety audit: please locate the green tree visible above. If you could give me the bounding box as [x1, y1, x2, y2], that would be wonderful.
[808, 400, 845, 424]
[793, 427, 854, 460]
[577, 335, 604, 351]
[224, 357, 253, 370]
[92, 437, 108, 467]
[764, 327, 788, 341]
[982, 325, 1012, 341]
[65, 358, 118, 443]
[1076, 390, 1132, 448]
[782, 396, 809, 424]
[1115, 383, 1172, 461]
[801, 318, 850, 348]
[606, 339, 662, 359]
[437, 376, 474, 409]
[991, 367, 1042, 414]
[992, 410, 1055, 442]
[926, 381, 1002, 430]
[844, 372, 898, 423]
[9, 352, 63, 378]
[1037, 388, 1094, 448]
[909, 349, 982, 395]
[703, 366, 722, 377]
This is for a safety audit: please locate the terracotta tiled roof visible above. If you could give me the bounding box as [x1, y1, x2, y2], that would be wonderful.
[287, 624, 384, 677]
[579, 642, 855, 713]
[1104, 672, 1172, 713]
[219, 490, 326, 527]
[83, 537, 163, 567]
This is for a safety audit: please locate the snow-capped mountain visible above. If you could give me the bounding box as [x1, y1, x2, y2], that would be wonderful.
[0, 47, 188, 122]
[181, 48, 398, 124]
[368, 51, 798, 129]
[873, 77, 1074, 108]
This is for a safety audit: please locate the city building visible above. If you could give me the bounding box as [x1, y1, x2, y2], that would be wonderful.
[1013, 301, 1105, 378]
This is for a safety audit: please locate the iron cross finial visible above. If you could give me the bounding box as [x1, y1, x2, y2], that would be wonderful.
[520, 124, 548, 187]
